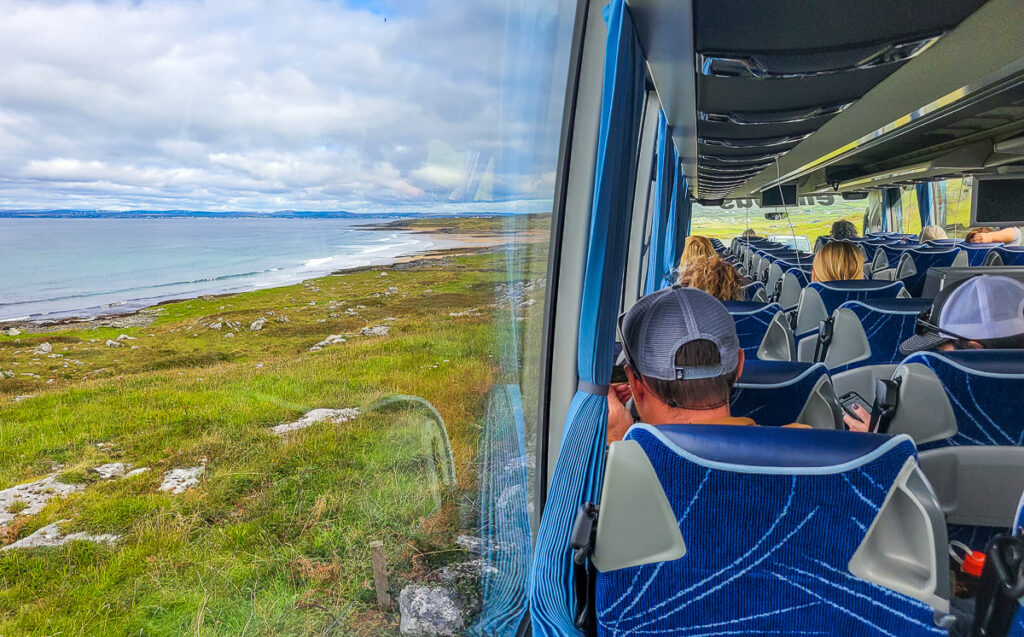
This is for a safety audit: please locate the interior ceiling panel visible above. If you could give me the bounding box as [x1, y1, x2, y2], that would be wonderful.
[628, 0, 1017, 200]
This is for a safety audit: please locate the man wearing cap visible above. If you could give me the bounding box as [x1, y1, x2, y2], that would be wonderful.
[608, 285, 806, 443]
[844, 275, 1024, 431]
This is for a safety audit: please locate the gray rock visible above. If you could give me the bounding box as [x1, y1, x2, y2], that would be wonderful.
[105, 339, 122, 348]
[399, 585, 465, 636]
[32, 342, 52, 355]
[250, 317, 267, 331]
[93, 463, 128, 479]
[455, 534, 484, 556]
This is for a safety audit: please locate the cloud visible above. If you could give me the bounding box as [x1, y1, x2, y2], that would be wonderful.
[0, 0, 574, 212]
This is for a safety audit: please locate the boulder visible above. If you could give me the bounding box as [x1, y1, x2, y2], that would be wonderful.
[309, 334, 347, 352]
[32, 342, 52, 355]
[249, 317, 267, 331]
[93, 463, 128, 479]
[399, 585, 465, 636]
[105, 339, 122, 348]
[360, 325, 390, 337]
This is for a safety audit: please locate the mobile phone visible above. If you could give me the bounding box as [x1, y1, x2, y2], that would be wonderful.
[839, 391, 872, 419]
[611, 364, 628, 385]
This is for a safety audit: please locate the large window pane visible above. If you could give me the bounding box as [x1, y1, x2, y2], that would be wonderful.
[0, 2, 573, 634]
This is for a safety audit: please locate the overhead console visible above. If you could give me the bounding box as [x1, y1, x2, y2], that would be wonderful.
[628, 0, 1021, 199]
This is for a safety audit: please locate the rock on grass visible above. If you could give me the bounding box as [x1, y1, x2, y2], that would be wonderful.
[2, 520, 119, 551]
[309, 334, 346, 351]
[360, 325, 390, 337]
[399, 585, 465, 636]
[270, 408, 360, 435]
[158, 466, 204, 494]
[0, 475, 84, 527]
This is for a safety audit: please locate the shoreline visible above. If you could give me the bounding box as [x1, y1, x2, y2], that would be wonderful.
[2, 231, 512, 334]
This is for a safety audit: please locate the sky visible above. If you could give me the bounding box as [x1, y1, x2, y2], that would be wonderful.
[0, 0, 573, 213]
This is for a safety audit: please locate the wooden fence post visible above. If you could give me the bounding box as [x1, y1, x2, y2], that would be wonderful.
[369, 541, 391, 610]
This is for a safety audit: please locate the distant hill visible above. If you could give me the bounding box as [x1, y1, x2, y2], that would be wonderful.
[0, 209, 544, 219]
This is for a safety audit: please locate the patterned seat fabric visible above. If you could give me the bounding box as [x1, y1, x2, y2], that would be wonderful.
[829, 299, 932, 373]
[874, 243, 922, 270]
[960, 242, 1002, 266]
[730, 360, 828, 427]
[808, 280, 906, 317]
[899, 248, 963, 297]
[994, 246, 1024, 266]
[907, 350, 1024, 450]
[595, 425, 947, 637]
[725, 301, 780, 359]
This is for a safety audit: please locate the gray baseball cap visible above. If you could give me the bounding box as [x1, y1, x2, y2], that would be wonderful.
[899, 275, 1024, 354]
[618, 286, 740, 381]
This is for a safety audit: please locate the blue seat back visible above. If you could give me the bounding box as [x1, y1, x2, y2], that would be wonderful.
[725, 301, 782, 359]
[597, 425, 945, 637]
[874, 243, 922, 269]
[830, 298, 933, 373]
[902, 350, 1024, 450]
[899, 248, 963, 296]
[730, 360, 828, 426]
[807, 280, 906, 316]
[960, 242, 1003, 266]
[994, 246, 1024, 266]
[739, 281, 764, 302]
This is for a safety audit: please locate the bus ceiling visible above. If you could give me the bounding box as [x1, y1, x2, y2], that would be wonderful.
[627, 0, 1024, 199]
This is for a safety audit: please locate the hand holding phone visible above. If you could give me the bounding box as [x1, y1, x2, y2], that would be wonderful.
[839, 391, 873, 432]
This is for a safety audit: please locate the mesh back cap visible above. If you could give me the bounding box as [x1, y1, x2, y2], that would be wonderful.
[938, 275, 1024, 339]
[620, 287, 740, 381]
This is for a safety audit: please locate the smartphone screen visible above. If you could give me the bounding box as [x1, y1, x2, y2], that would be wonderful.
[839, 392, 872, 418]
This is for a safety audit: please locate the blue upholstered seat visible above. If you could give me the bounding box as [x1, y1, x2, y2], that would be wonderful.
[901, 350, 1024, 450]
[960, 242, 1003, 266]
[730, 360, 829, 426]
[725, 302, 781, 360]
[828, 298, 932, 373]
[873, 243, 922, 270]
[992, 245, 1024, 266]
[738, 281, 765, 302]
[897, 248, 964, 297]
[596, 425, 948, 637]
[808, 280, 906, 316]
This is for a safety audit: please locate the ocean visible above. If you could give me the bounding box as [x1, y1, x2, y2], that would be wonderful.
[0, 217, 457, 322]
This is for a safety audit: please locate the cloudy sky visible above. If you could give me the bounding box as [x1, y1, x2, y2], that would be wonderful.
[0, 0, 573, 212]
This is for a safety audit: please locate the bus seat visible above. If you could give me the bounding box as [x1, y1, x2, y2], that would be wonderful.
[725, 301, 781, 359]
[823, 298, 932, 372]
[960, 242, 1003, 266]
[730, 360, 841, 429]
[870, 243, 922, 278]
[767, 259, 812, 298]
[918, 445, 1024, 551]
[757, 310, 796, 362]
[794, 280, 906, 336]
[895, 248, 968, 297]
[777, 267, 809, 310]
[986, 245, 1024, 267]
[887, 350, 1024, 449]
[739, 281, 767, 302]
[813, 235, 831, 252]
[593, 425, 950, 636]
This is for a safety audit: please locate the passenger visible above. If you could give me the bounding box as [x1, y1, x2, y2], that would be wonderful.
[920, 224, 948, 242]
[811, 239, 864, 282]
[740, 228, 758, 239]
[677, 235, 716, 268]
[607, 287, 806, 442]
[843, 275, 1024, 432]
[675, 255, 744, 301]
[966, 225, 1024, 245]
[829, 219, 858, 240]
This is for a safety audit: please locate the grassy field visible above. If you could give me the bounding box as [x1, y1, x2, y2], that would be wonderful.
[0, 221, 547, 635]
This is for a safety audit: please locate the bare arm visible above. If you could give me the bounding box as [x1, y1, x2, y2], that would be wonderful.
[970, 227, 1019, 243]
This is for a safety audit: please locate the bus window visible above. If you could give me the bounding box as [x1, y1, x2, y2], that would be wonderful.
[0, 1, 574, 634]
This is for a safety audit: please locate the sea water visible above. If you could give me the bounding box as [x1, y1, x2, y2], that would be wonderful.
[0, 217, 453, 321]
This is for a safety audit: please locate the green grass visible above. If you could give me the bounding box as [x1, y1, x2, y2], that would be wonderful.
[0, 243, 547, 635]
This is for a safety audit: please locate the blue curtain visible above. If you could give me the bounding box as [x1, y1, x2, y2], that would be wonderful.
[882, 188, 902, 232]
[660, 147, 682, 288]
[916, 183, 932, 229]
[673, 171, 692, 265]
[529, 1, 646, 633]
[644, 111, 674, 295]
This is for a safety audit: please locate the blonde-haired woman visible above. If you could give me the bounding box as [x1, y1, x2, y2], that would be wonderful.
[811, 240, 864, 282]
[676, 255, 745, 301]
[678, 235, 716, 270]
